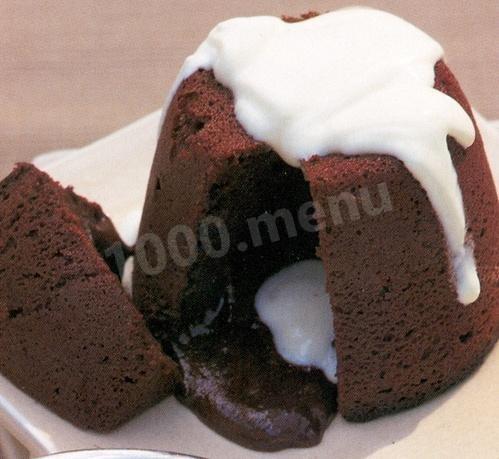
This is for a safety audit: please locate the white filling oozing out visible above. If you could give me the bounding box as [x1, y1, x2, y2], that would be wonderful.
[162, 7, 481, 305]
[121, 256, 135, 297]
[255, 260, 337, 383]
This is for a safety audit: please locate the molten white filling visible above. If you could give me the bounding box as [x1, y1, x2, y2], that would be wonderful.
[255, 260, 337, 383]
[162, 7, 481, 304]
[122, 256, 134, 297]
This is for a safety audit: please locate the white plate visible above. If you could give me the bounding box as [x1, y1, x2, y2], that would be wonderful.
[37, 450, 196, 459]
[0, 111, 497, 459]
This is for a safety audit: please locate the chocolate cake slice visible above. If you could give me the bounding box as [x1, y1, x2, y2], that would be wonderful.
[0, 164, 177, 431]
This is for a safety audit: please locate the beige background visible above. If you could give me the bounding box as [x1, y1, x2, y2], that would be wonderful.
[1, 0, 498, 179]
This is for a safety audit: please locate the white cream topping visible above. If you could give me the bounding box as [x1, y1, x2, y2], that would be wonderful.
[162, 7, 480, 304]
[255, 260, 337, 383]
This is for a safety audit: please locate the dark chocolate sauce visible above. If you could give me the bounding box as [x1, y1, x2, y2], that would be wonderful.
[173, 311, 337, 452]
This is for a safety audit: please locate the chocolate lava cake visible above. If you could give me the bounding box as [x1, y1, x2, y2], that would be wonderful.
[0, 164, 177, 431]
[133, 9, 498, 452]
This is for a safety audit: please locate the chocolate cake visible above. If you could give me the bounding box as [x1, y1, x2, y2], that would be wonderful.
[133, 8, 498, 451]
[0, 164, 177, 431]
